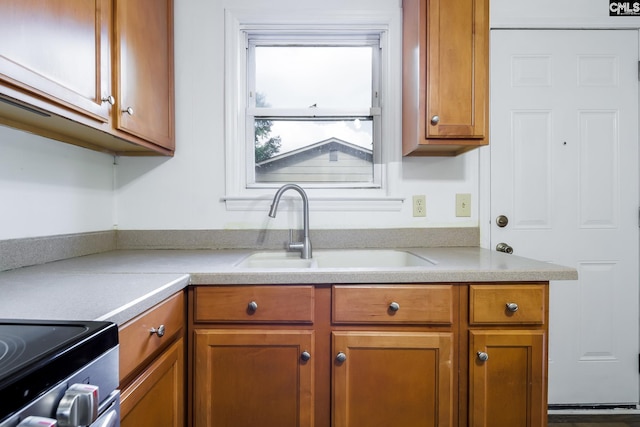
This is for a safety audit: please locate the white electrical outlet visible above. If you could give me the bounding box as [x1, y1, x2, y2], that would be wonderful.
[413, 195, 426, 217]
[456, 193, 471, 217]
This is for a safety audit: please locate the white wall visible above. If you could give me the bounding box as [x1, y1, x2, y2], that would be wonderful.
[114, 0, 480, 231]
[0, 126, 115, 240]
[7, 0, 631, 239]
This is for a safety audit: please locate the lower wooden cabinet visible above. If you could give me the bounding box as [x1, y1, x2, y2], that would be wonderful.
[119, 291, 186, 427]
[468, 331, 546, 427]
[332, 331, 453, 427]
[189, 282, 548, 427]
[121, 337, 185, 427]
[193, 329, 314, 427]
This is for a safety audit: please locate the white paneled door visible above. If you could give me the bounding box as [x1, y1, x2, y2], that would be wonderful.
[490, 30, 639, 405]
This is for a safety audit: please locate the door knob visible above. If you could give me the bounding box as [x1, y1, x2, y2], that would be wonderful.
[496, 243, 513, 254]
[300, 351, 311, 362]
[101, 95, 115, 105]
[336, 352, 347, 363]
[496, 215, 509, 227]
[430, 115, 440, 125]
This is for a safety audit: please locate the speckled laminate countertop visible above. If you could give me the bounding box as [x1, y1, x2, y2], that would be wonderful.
[0, 247, 577, 326]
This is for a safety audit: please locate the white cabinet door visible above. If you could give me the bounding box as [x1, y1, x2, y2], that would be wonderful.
[490, 29, 639, 405]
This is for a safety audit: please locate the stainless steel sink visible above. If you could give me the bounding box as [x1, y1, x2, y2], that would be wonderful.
[235, 249, 435, 269]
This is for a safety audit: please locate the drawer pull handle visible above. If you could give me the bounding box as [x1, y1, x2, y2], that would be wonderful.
[336, 352, 347, 363]
[388, 301, 400, 312]
[506, 302, 519, 313]
[477, 351, 489, 362]
[247, 301, 258, 312]
[300, 351, 311, 362]
[149, 325, 165, 337]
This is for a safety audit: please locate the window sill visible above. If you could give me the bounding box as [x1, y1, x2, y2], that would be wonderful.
[222, 196, 404, 212]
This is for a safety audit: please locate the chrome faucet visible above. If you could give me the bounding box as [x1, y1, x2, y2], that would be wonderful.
[268, 184, 312, 259]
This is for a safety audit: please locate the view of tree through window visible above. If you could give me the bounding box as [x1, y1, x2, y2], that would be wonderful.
[254, 93, 281, 163]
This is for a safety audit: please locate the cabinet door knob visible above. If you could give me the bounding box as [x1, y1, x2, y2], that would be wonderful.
[247, 301, 258, 312]
[149, 325, 165, 337]
[122, 106, 134, 116]
[336, 352, 347, 363]
[506, 302, 519, 313]
[430, 115, 440, 125]
[477, 351, 489, 362]
[101, 95, 115, 105]
[388, 301, 400, 312]
[300, 351, 311, 362]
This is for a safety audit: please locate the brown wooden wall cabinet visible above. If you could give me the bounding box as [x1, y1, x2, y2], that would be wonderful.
[402, 0, 489, 156]
[119, 291, 186, 427]
[0, 0, 174, 156]
[189, 282, 548, 427]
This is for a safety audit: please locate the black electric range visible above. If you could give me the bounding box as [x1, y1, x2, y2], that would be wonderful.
[0, 319, 120, 427]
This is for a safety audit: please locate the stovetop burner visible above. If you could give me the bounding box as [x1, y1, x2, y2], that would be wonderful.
[0, 323, 89, 381]
[0, 331, 25, 374]
[0, 319, 118, 423]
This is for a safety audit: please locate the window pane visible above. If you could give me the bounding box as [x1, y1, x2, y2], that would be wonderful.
[254, 119, 373, 183]
[255, 46, 372, 109]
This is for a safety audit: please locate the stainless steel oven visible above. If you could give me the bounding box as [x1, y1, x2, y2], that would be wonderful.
[0, 320, 120, 427]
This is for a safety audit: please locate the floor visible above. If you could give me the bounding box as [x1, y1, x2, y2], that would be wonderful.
[548, 414, 640, 426]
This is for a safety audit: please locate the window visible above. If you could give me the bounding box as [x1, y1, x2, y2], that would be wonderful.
[224, 9, 403, 209]
[247, 35, 381, 187]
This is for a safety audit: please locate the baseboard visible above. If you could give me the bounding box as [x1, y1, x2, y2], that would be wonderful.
[549, 404, 640, 414]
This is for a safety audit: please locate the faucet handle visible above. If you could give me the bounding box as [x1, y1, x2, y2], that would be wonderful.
[288, 229, 307, 254]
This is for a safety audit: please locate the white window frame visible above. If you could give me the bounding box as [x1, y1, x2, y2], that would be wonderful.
[223, 8, 403, 211]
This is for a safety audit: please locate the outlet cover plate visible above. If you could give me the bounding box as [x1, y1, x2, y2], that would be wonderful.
[456, 193, 471, 217]
[413, 195, 426, 217]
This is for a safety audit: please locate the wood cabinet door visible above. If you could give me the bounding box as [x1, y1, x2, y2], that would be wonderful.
[332, 331, 453, 427]
[468, 330, 546, 427]
[120, 336, 185, 427]
[402, 0, 488, 155]
[0, 0, 111, 122]
[194, 329, 314, 427]
[424, 0, 488, 140]
[113, 0, 174, 149]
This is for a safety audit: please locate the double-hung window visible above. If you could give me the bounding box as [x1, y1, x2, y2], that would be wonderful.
[246, 33, 381, 188]
[224, 9, 402, 209]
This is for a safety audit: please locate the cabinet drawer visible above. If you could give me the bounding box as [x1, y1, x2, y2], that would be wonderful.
[194, 286, 314, 323]
[332, 285, 453, 324]
[469, 284, 546, 325]
[119, 291, 185, 383]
